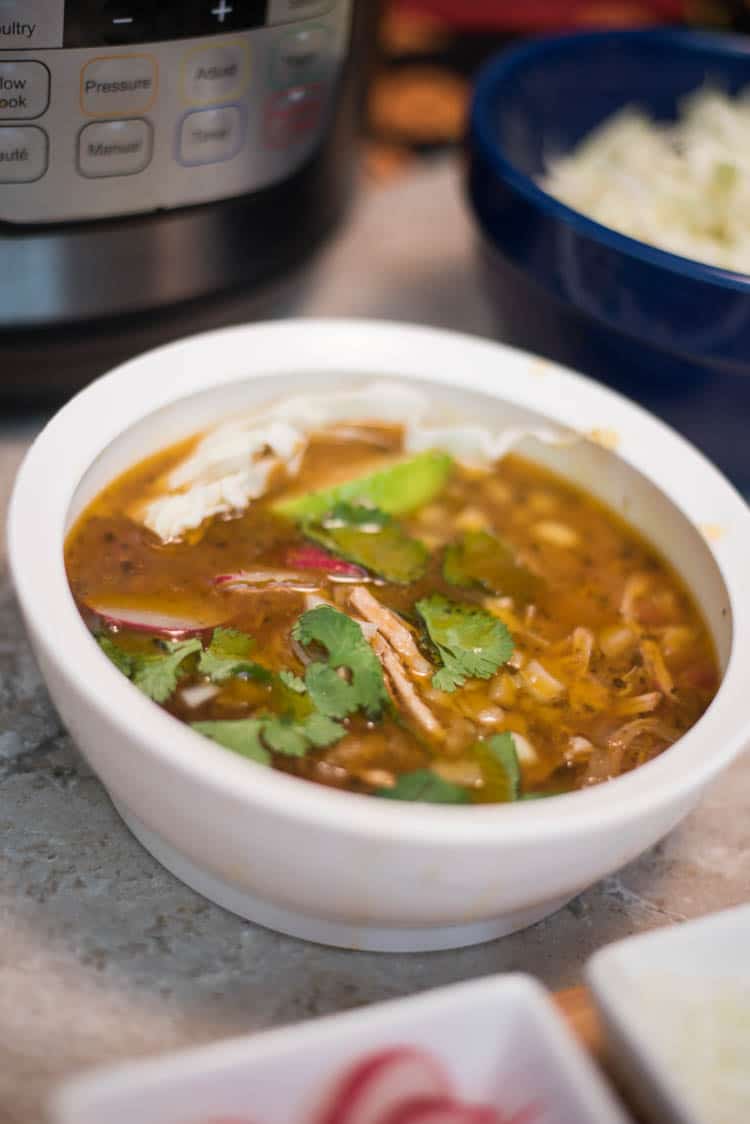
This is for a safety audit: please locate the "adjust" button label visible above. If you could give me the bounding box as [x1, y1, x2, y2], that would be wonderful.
[182, 40, 250, 106]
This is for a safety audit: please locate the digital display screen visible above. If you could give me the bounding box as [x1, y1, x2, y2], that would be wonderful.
[63, 1, 269, 47]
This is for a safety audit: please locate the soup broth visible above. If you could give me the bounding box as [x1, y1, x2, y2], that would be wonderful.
[65, 408, 719, 806]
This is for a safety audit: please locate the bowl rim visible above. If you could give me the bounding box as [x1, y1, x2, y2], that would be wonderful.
[7, 318, 750, 846]
[469, 26, 750, 292]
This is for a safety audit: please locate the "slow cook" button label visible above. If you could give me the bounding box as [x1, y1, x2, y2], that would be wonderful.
[0, 61, 50, 120]
[182, 40, 250, 106]
[0, 125, 47, 182]
[78, 118, 153, 178]
[81, 55, 157, 118]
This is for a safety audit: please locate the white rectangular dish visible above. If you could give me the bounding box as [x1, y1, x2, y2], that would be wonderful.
[587, 903, 750, 1124]
[51, 974, 632, 1124]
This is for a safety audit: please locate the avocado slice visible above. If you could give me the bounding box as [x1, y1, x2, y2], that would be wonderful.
[274, 450, 453, 521]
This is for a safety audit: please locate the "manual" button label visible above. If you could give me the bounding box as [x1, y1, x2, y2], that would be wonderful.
[78, 118, 153, 178]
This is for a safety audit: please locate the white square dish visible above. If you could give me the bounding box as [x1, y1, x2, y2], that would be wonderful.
[51, 975, 632, 1124]
[587, 903, 750, 1124]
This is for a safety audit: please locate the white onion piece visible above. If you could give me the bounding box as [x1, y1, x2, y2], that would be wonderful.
[304, 593, 333, 611]
[511, 733, 539, 767]
[316, 1047, 453, 1124]
[181, 684, 220, 709]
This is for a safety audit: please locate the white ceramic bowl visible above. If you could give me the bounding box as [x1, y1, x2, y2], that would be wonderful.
[587, 903, 750, 1124]
[7, 320, 750, 953]
[52, 974, 631, 1124]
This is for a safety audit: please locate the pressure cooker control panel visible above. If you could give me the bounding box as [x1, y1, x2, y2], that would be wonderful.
[0, 0, 352, 223]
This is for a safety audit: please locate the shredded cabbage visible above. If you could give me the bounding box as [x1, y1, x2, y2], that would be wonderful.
[541, 87, 750, 273]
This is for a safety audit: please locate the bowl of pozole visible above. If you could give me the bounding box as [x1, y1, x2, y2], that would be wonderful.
[8, 320, 750, 951]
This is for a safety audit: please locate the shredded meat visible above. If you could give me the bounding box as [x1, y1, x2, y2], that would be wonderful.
[640, 638, 674, 695]
[349, 586, 433, 677]
[372, 633, 443, 739]
[607, 717, 679, 752]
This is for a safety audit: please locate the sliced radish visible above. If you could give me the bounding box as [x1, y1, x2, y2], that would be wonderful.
[286, 545, 367, 579]
[379, 1097, 499, 1124]
[317, 1047, 453, 1124]
[86, 605, 217, 640]
[214, 570, 320, 593]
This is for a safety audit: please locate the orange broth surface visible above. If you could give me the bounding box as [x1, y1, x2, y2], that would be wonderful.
[65, 422, 719, 803]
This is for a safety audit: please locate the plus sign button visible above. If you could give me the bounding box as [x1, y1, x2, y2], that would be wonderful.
[196, 0, 267, 34]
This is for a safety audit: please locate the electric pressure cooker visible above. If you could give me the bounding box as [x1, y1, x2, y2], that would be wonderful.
[0, 0, 373, 395]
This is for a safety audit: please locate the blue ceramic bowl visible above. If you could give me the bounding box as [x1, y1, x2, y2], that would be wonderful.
[468, 28, 750, 492]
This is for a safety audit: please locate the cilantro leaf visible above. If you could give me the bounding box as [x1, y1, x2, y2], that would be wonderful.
[415, 594, 514, 692]
[97, 634, 134, 677]
[443, 530, 542, 604]
[304, 503, 428, 584]
[274, 450, 453, 521]
[96, 632, 201, 701]
[376, 770, 471, 804]
[263, 713, 344, 755]
[133, 638, 202, 703]
[191, 717, 271, 764]
[192, 712, 344, 764]
[292, 604, 389, 720]
[199, 627, 271, 684]
[474, 732, 521, 803]
[279, 670, 307, 694]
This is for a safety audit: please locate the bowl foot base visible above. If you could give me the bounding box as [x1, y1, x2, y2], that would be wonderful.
[111, 796, 571, 952]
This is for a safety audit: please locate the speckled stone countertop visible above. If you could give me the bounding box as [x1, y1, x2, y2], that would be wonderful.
[2, 164, 749, 1124]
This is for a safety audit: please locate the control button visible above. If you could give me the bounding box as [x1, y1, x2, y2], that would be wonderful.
[178, 105, 245, 166]
[0, 1, 64, 49]
[63, 2, 190, 46]
[195, 1, 266, 35]
[182, 40, 250, 106]
[271, 24, 332, 89]
[95, 2, 152, 45]
[78, 117, 152, 178]
[0, 61, 50, 120]
[266, 0, 334, 25]
[81, 54, 157, 117]
[0, 125, 47, 182]
[264, 84, 324, 149]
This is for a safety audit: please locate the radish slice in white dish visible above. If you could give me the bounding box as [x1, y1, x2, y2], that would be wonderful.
[317, 1047, 453, 1124]
[214, 571, 321, 593]
[378, 1098, 499, 1124]
[85, 606, 219, 640]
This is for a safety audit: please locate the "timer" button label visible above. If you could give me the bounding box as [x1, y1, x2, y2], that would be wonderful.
[81, 55, 157, 117]
[0, 125, 48, 182]
[178, 105, 245, 166]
